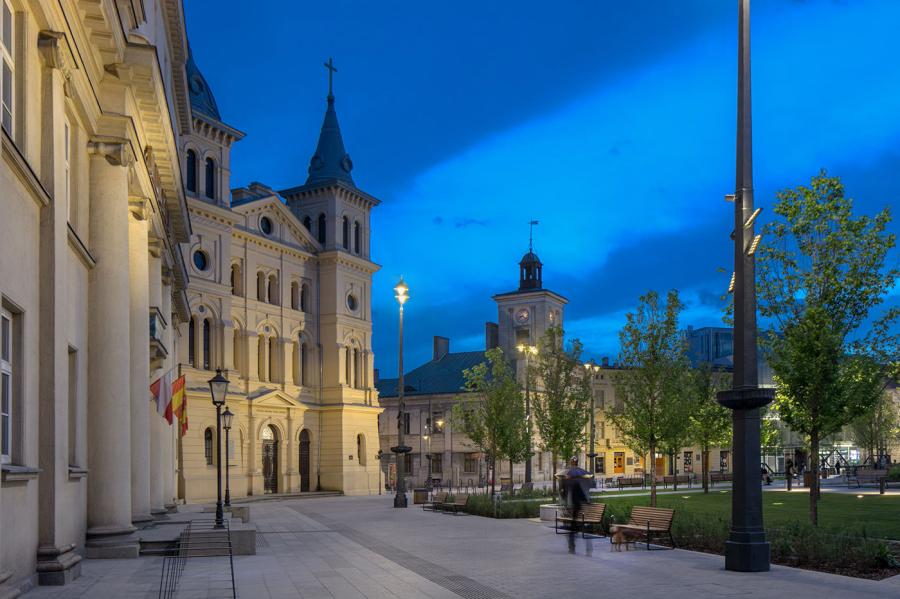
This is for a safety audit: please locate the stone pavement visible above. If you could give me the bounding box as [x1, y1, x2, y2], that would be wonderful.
[24, 494, 900, 598]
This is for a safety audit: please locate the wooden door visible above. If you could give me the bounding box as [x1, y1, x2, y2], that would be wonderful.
[614, 452, 625, 474]
[299, 429, 311, 492]
[263, 440, 278, 494]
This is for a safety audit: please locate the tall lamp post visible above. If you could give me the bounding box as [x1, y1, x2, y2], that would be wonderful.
[583, 360, 601, 476]
[208, 369, 230, 529]
[423, 401, 432, 490]
[716, 0, 775, 572]
[391, 277, 412, 508]
[223, 407, 233, 508]
[517, 344, 538, 483]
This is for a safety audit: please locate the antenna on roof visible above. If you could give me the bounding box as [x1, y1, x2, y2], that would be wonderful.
[529, 220, 539, 253]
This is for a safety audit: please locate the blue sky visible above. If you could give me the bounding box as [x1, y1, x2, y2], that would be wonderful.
[185, 0, 900, 373]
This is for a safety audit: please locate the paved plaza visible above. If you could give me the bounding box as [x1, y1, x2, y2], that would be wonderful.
[23, 493, 900, 599]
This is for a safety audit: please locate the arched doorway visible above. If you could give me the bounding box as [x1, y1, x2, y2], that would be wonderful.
[261, 425, 279, 494]
[299, 429, 311, 492]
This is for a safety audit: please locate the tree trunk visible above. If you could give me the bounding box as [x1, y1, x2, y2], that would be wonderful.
[489, 453, 496, 497]
[509, 458, 514, 493]
[649, 444, 657, 507]
[809, 430, 819, 526]
[702, 448, 710, 494]
[551, 452, 558, 494]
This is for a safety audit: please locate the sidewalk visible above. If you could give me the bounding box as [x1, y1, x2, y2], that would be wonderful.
[24, 494, 900, 598]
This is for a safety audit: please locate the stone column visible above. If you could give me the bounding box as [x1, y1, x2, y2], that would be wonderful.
[129, 200, 152, 524]
[86, 140, 138, 553]
[247, 407, 258, 495]
[285, 411, 296, 492]
[283, 339, 294, 388]
[148, 241, 166, 515]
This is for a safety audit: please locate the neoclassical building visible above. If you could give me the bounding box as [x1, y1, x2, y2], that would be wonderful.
[0, 0, 191, 593]
[174, 53, 383, 502]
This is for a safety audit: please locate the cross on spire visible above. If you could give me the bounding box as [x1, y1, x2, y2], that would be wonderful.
[323, 57, 337, 98]
[529, 220, 539, 253]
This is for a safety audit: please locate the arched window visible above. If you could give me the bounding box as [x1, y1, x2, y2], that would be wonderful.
[231, 263, 242, 296]
[233, 327, 242, 376]
[303, 215, 311, 231]
[353, 348, 360, 389]
[317, 213, 326, 244]
[353, 221, 360, 254]
[205, 157, 216, 200]
[186, 150, 197, 193]
[300, 342, 308, 386]
[291, 282, 299, 310]
[357, 434, 367, 466]
[345, 346, 352, 386]
[257, 334, 266, 381]
[268, 274, 278, 305]
[292, 340, 300, 385]
[268, 337, 277, 383]
[188, 317, 196, 367]
[342, 216, 349, 250]
[300, 284, 309, 313]
[257, 272, 266, 302]
[204, 428, 214, 465]
[202, 318, 211, 370]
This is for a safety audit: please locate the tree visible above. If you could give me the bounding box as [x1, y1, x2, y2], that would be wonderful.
[608, 290, 689, 506]
[757, 171, 899, 525]
[850, 384, 900, 464]
[687, 363, 732, 493]
[759, 409, 782, 456]
[530, 326, 591, 493]
[452, 348, 527, 497]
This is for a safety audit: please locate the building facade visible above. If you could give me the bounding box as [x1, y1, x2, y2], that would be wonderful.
[0, 0, 192, 593]
[174, 53, 383, 502]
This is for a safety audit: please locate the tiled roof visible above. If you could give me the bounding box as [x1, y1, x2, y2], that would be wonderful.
[375, 351, 488, 398]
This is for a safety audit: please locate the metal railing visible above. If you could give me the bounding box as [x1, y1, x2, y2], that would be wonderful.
[158, 518, 237, 599]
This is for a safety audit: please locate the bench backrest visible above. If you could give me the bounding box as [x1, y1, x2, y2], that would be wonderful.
[859, 470, 888, 479]
[620, 477, 643, 485]
[580, 503, 606, 521]
[628, 506, 674, 530]
[433, 492, 448, 503]
[453, 493, 469, 506]
[520, 482, 534, 492]
[499, 483, 512, 492]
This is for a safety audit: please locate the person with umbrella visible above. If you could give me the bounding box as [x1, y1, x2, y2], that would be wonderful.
[560, 457, 593, 555]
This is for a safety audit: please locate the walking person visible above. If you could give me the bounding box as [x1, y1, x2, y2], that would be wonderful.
[561, 457, 592, 555]
[785, 459, 795, 492]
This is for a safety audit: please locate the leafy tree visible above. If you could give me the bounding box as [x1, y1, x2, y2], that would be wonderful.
[452, 348, 527, 496]
[687, 363, 732, 493]
[759, 409, 783, 455]
[849, 383, 900, 464]
[608, 290, 689, 506]
[530, 326, 591, 493]
[757, 171, 899, 525]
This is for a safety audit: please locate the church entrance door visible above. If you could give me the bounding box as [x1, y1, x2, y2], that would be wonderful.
[300, 429, 311, 492]
[262, 425, 278, 494]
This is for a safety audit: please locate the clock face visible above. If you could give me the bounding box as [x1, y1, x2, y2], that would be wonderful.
[515, 308, 530, 324]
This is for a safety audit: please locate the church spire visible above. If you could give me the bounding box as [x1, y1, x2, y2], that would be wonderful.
[306, 58, 355, 186]
[519, 220, 542, 291]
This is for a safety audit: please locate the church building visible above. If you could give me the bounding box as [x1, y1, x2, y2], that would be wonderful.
[175, 54, 383, 501]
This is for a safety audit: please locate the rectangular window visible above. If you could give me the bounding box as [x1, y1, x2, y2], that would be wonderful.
[1, 1, 13, 135]
[64, 119, 72, 224]
[68, 347, 77, 466]
[402, 412, 410, 435]
[1, 309, 11, 462]
[719, 450, 730, 472]
[464, 453, 477, 473]
[431, 452, 442, 473]
[683, 451, 693, 473]
[597, 389, 605, 410]
[595, 454, 605, 474]
[432, 411, 444, 433]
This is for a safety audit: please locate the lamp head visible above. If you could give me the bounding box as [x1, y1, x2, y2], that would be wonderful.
[394, 276, 409, 306]
[222, 406, 234, 430]
[208, 369, 229, 407]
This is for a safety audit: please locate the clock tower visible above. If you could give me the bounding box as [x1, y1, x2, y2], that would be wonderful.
[492, 248, 567, 357]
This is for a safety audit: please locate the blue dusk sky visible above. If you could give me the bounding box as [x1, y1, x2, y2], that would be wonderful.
[185, 0, 900, 374]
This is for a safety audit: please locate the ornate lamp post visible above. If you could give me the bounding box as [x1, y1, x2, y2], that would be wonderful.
[222, 407, 234, 508]
[716, 0, 775, 572]
[583, 360, 601, 476]
[424, 401, 432, 490]
[391, 277, 412, 508]
[517, 344, 538, 483]
[208, 369, 230, 529]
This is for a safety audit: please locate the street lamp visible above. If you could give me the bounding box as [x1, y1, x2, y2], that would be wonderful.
[391, 277, 412, 508]
[517, 344, 538, 483]
[208, 369, 229, 529]
[716, 0, 775, 572]
[583, 360, 601, 476]
[222, 406, 234, 508]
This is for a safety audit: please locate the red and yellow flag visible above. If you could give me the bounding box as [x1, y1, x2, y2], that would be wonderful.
[171, 375, 188, 435]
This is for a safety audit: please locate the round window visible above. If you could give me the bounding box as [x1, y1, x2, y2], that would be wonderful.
[193, 250, 208, 271]
[346, 294, 358, 311]
[260, 216, 273, 235]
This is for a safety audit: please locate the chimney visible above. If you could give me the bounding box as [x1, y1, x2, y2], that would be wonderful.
[602, 356, 609, 367]
[433, 336, 450, 361]
[485, 322, 499, 350]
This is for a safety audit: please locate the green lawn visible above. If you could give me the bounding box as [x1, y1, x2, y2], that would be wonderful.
[599, 490, 900, 540]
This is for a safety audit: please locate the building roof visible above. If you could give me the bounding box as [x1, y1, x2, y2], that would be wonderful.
[186, 47, 220, 120]
[306, 94, 355, 187]
[376, 351, 487, 398]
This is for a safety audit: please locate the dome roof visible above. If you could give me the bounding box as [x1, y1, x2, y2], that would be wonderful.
[519, 251, 542, 266]
[186, 48, 221, 120]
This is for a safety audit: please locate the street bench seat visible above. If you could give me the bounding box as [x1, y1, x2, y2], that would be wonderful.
[555, 503, 607, 538]
[610, 506, 675, 550]
[423, 491, 448, 512]
[710, 472, 733, 485]
[847, 469, 888, 488]
[617, 476, 645, 490]
[440, 493, 470, 515]
[662, 474, 692, 489]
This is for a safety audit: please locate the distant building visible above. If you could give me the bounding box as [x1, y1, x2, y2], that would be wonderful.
[684, 325, 774, 386]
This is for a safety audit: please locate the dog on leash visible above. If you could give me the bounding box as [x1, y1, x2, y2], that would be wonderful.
[609, 527, 642, 551]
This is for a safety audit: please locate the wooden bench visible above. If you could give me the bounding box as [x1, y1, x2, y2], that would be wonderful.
[555, 503, 607, 538]
[663, 474, 692, 489]
[710, 472, 733, 485]
[610, 506, 675, 550]
[847, 469, 888, 488]
[498, 483, 513, 495]
[519, 482, 534, 493]
[617, 476, 645, 490]
[423, 491, 448, 512]
[439, 493, 470, 515]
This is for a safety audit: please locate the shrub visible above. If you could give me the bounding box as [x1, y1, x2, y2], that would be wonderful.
[887, 464, 900, 482]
